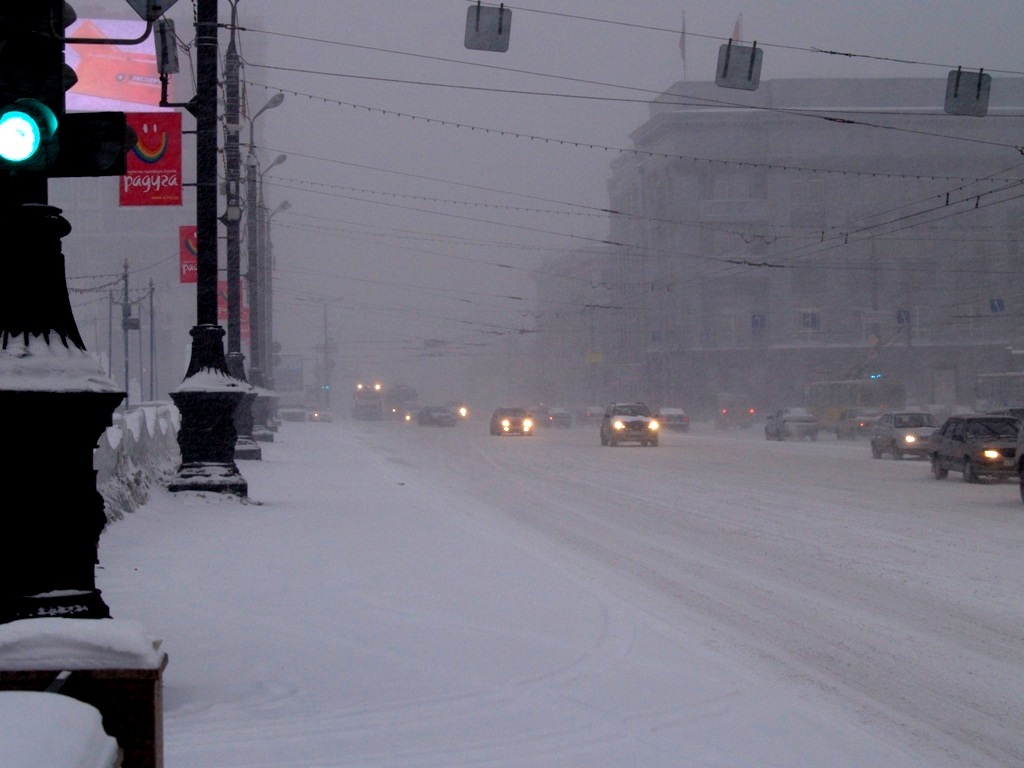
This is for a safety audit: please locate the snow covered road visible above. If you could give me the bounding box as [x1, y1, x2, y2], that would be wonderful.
[98, 418, 1023, 767]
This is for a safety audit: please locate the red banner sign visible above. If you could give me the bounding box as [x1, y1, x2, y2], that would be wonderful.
[179, 225, 197, 283]
[121, 111, 183, 206]
[217, 280, 250, 340]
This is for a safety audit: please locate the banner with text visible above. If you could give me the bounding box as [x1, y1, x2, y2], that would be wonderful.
[179, 225, 197, 283]
[121, 111, 182, 206]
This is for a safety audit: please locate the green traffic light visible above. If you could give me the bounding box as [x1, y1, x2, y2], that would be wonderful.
[0, 99, 58, 165]
[0, 111, 42, 163]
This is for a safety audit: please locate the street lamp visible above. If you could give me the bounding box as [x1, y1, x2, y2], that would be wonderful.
[259, 198, 290, 398]
[246, 150, 285, 390]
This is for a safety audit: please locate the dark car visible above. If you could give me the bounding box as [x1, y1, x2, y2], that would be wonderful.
[929, 414, 1019, 482]
[714, 392, 756, 429]
[489, 407, 534, 436]
[869, 410, 938, 459]
[546, 407, 572, 428]
[417, 406, 457, 427]
[835, 407, 881, 440]
[764, 407, 819, 441]
[657, 407, 690, 432]
[600, 402, 659, 447]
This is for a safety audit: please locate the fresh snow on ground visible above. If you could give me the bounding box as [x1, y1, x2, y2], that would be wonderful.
[84, 417, 1024, 767]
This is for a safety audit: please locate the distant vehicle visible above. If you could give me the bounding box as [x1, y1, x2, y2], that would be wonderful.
[974, 371, 1024, 413]
[308, 408, 333, 423]
[489, 407, 534, 436]
[658, 407, 690, 432]
[417, 406, 457, 427]
[803, 377, 906, 433]
[600, 402, 659, 447]
[929, 414, 1019, 483]
[714, 392, 756, 429]
[546, 407, 572, 428]
[446, 402, 470, 420]
[869, 410, 938, 460]
[765, 407, 819, 441]
[835, 407, 881, 440]
[351, 382, 385, 420]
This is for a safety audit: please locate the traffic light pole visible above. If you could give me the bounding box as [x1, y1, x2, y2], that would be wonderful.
[167, 0, 249, 494]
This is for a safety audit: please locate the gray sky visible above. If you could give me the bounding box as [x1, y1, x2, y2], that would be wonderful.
[162, 0, 1022, 403]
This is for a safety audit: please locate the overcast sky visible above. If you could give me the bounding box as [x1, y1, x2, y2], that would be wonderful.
[155, 0, 1022, 404]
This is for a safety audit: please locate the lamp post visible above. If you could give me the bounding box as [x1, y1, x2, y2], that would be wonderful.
[220, 0, 261, 461]
[260, 199, 290, 395]
[168, 0, 248, 496]
[244, 97, 283, 391]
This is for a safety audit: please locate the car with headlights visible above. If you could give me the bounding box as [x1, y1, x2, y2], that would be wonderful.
[600, 402, 659, 447]
[489, 407, 534, 436]
[929, 413, 1019, 482]
[657, 407, 690, 432]
[869, 410, 938, 459]
[764, 407, 819, 441]
[308, 407, 333, 422]
[417, 405, 457, 427]
[835, 407, 881, 440]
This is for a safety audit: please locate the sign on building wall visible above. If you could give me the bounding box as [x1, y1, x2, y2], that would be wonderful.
[120, 111, 183, 206]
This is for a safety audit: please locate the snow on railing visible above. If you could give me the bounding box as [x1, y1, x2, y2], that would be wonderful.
[95, 402, 181, 522]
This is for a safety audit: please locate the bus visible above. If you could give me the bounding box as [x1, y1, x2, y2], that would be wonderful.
[802, 377, 906, 431]
[974, 372, 1024, 413]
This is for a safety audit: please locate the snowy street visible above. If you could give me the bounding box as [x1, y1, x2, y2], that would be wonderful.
[97, 417, 1024, 767]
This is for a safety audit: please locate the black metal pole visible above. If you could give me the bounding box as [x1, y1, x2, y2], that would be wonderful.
[168, 0, 248, 495]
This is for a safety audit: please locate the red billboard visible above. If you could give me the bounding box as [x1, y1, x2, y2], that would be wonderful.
[121, 111, 183, 206]
[179, 225, 197, 283]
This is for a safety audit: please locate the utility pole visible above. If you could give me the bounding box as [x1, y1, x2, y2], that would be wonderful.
[167, 0, 249, 495]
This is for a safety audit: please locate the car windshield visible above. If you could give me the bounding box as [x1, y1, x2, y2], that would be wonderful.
[498, 408, 527, 417]
[613, 405, 650, 416]
[966, 418, 1019, 439]
[894, 413, 936, 428]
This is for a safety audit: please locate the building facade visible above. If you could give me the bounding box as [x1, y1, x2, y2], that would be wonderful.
[532, 78, 1024, 416]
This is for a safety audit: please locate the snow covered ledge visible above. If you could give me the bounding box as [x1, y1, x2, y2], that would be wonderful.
[0, 691, 121, 768]
[0, 619, 167, 768]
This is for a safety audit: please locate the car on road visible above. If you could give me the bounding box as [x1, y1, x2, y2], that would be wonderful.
[714, 392, 756, 428]
[600, 402, 660, 447]
[835, 407, 881, 440]
[657, 407, 690, 432]
[308, 408, 333, 423]
[764, 407, 819, 441]
[417, 406, 457, 427]
[929, 413, 1019, 482]
[869, 410, 938, 459]
[546, 407, 573, 428]
[489, 407, 534, 436]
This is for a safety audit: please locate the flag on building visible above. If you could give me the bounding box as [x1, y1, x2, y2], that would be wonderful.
[733, 13, 743, 42]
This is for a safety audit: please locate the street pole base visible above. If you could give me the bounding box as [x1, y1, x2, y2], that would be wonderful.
[234, 436, 263, 460]
[167, 462, 248, 496]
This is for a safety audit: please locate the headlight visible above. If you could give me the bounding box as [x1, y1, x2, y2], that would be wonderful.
[523, 418, 533, 429]
[459, 406, 468, 418]
[502, 419, 511, 428]
[982, 449, 1001, 460]
[648, 420, 659, 431]
[613, 420, 626, 430]
[904, 435, 916, 444]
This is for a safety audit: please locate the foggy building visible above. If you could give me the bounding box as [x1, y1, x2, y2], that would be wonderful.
[533, 77, 1024, 413]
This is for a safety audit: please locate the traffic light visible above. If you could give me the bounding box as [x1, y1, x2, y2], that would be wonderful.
[0, 3, 132, 179]
[0, 4, 69, 172]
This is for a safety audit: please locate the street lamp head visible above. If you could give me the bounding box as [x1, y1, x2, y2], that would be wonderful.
[253, 93, 284, 122]
[269, 154, 287, 171]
